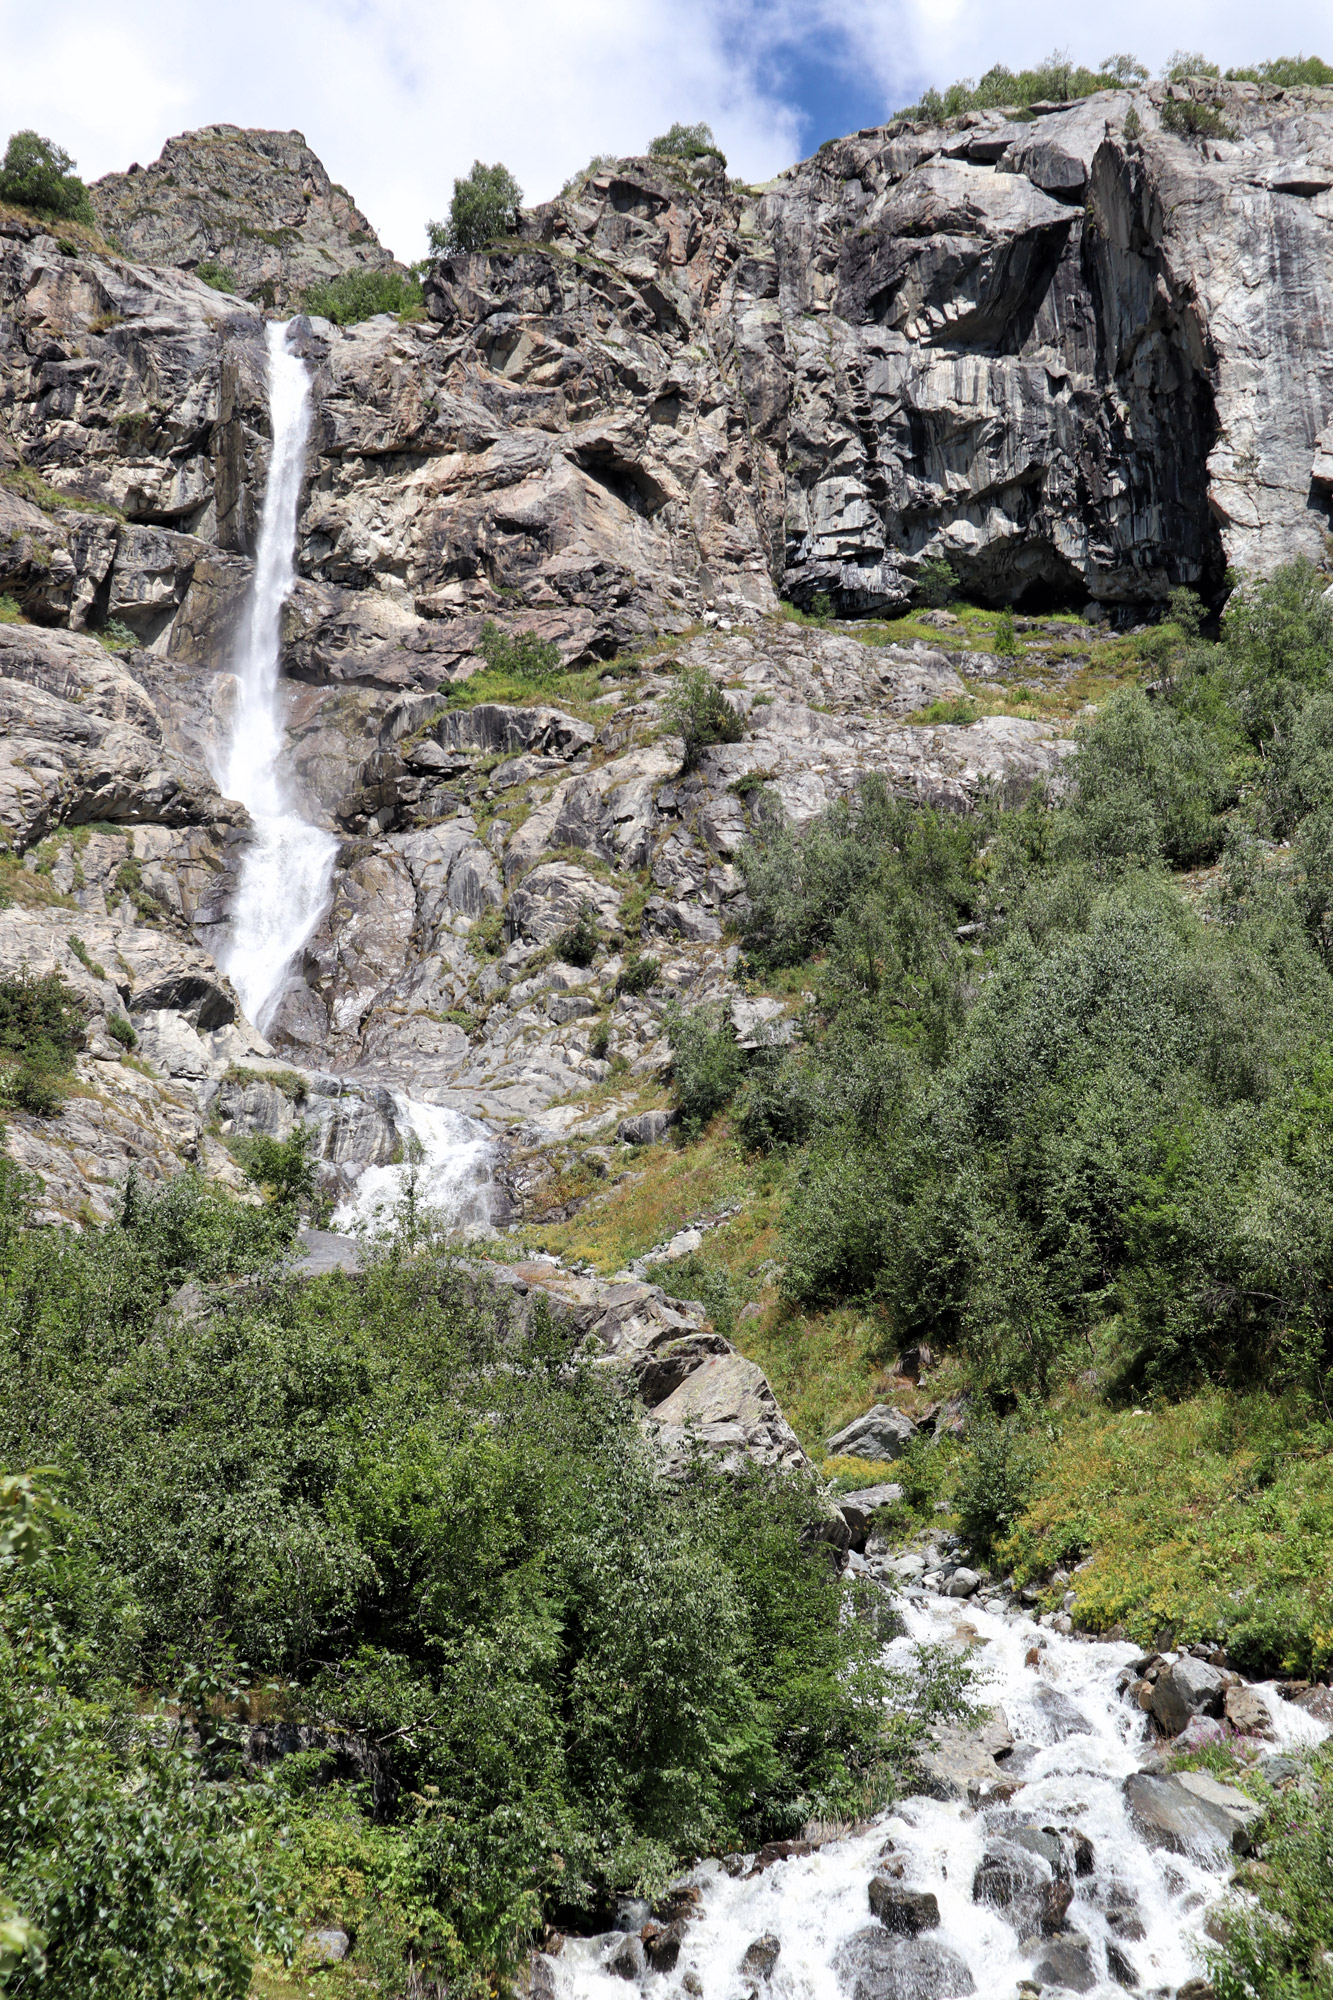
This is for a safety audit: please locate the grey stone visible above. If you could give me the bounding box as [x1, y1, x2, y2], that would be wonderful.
[839, 1485, 906, 1537]
[868, 1880, 940, 1934]
[943, 1567, 981, 1598]
[1030, 1933, 1095, 1993]
[1148, 1657, 1226, 1735]
[1123, 1771, 1262, 1857]
[740, 1935, 782, 1979]
[1028, 1682, 1094, 1742]
[827, 1405, 917, 1462]
[305, 1929, 351, 1965]
[833, 1927, 974, 2000]
[618, 1109, 677, 1146]
[916, 1709, 1014, 1800]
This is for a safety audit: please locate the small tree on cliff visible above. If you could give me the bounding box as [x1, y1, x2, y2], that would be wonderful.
[647, 121, 726, 166]
[427, 160, 522, 255]
[0, 131, 94, 224]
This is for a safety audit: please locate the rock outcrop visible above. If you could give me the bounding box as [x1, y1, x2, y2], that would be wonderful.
[91, 126, 400, 310]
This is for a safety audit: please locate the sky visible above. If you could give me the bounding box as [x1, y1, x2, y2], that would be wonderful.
[6, 0, 1331, 260]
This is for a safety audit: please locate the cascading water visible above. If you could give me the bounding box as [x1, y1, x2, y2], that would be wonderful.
[553, 1592, 1327, 2000]
[217, 323, 494, 1234]
[214, 320, 338, 1034]
[330, 1094, 494, 1236]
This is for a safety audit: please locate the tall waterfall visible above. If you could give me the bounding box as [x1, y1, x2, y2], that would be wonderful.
[215, 320, 338, 1033]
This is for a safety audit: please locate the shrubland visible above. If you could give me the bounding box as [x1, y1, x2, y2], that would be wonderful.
[0, 1160, 971, 1996]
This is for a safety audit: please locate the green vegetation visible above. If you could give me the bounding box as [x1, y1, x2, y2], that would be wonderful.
[193, 259, 238, 292]
[0, 971, 85, 1116]
[0, 1170, 972, 1995]
[618, 951, 661, 996]
[647, 122, 726, 168]
[477, 618, 564, 685]
[913, 557, 957, 608]
[0, 596, 21, 625]
[1161, 97, 1237, 139]
[106, 1013, 136, 1050]
[662, 664, 745, 769]
[1226, 53, 1333, 86]
[429, 161, 523, 256]
[0, 131, 94, 225]
[898, 50, 1147, 121]
[1, 462, 122, 520]
[553, 898, 602, 969]
[1210, 1746, 1333, 1999]
[301, 266, 423, 325]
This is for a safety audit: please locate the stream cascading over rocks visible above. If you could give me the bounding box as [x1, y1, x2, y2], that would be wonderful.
[552, 1594, 1328, 2000]
[216, 322, 493, 1232]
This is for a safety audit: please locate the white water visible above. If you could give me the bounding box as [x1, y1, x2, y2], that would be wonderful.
[214, 320, 338, 1033]
[331, 1094, 494, 1237]
[556, 1592, 1327, 2000]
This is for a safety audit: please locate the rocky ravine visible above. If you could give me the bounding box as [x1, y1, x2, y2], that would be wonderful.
[0, 80, 1331, 1248]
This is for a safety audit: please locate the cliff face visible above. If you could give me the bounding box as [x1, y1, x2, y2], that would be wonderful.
[1, 81, 1332, 1225]
[90, 125, 400, 310]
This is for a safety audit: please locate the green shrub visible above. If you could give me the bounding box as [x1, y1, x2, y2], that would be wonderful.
[106, 1014, 136, 1050]
[477, 618, 563, 684]
[95, 618, 136, 652]
[664, 1002, 746, 1136]
[993, 609, 1017, 656]
[588, 1017, 611, 1060]
[234, 1125, 319, 1215]
[0, 595, 21, 625]
[646, 122, 725, 166]
[645, 1251, 740, 1337]
[617, 952, 660, 996]
[0, 971, 85, 1118]
[0, 131, 94, 225]
[428, 161, 522, 255]
[1226, 54, 1333, 86]
[554, 898, 601, 968]
[301, 266, 423, 324]
[899, 50, 1139, 120]
[661, 666, 745, 769]
[1222, 558, 1333, 743]
[914, 558, 957, 608]
[954, 1409, 1037, 1555]
[193, 260, 237, 293]
[1063, 684, 1234, 869]
[1161, 97, 1238, 139]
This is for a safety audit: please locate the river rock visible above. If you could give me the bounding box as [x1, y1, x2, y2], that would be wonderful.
[1029, 1933, 1095, 1993]
[868, 1881, 940, 1934]
[942, 1567, 981, 1598]
[916, 1708, 1014, 1800]
[1028, 1683, 1094, 1742]
[740, 1935, 781, 1979]
[839, 1485, 906, 1538]
[833, 1927, 975, 2000]
[827, 1405, 917, 1461]
[1123, 1771, 1262, 1856]
[1223, 1684, 1274, 1738]
[1148, 1657, 1227, 1735]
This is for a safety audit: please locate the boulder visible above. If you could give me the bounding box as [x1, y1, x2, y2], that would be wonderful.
[916, 1709, 1014, 1800]
[618, 1109, 677, 1146]
[1224, 1685, 1274, 1738]
[740, 1935, 781, 1980]
[838, 1484, 906, 1538]
[868, 1880, 939, 1935]
[1029, 1933, 1095, 1993]
[304, 1929, 351, 1966]
[827, 1405, 917, 1462]
[943, 1567, 981, 1598]
[1028, 1682, 1094, 1742]
[833, 1927, 975, 2000]
[1148, 1658, 1227, 1736]
[1123, 1771, 1262, 1857]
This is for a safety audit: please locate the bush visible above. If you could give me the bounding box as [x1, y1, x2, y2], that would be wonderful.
[1209, 1745, 1333, 2000]
[301, 266, 422, 325]
[899, 50, 1136, 120]
[1226, 54, 1333, 86]
[553, 898, 601, 968]
[236, 1126, 318, 1215]
[664, 1003, 746, 1136]
[617, 952, 660, 996]
[477, 619, 563, 684]
[954, 1409, 1037, 1555]
[1063, 685, 1234, 869]
[993, 609, 1017, 656]
[193, 260, 236, 293]
[661, 666, 744, 770]
[1161, 97, 1238, 139]
[646, 122, 725, 166]
[106, 1014, 136, 1050]
[1222, 558, 1333, 743]
[428, 161, 522, 256]
[914, 558, 957, 608]
[0, 132, 94, 225]
[0, 971, 86, 1118]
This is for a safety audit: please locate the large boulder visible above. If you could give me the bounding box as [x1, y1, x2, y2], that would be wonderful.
[833, 1927, 974, 2000]
[915, 1709, 1014, 1801]
[1123, 1770, 1262, 1856]
[827, 1405, 917, 1461]
[1148, 1657, 1227, 1736]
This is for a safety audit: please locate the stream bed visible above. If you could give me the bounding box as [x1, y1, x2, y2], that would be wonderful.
[552, 1590, 1327, 2000]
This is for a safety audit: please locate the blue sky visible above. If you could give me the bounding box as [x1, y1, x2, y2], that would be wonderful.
[5, 0, 1332, 259]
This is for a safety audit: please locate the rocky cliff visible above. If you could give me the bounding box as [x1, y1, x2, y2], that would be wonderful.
[1, 77, 1332, 1238]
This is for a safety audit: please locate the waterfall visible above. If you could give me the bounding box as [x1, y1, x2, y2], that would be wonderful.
[215, 319, 338, 1033]
[330, 1094, 494, 1237]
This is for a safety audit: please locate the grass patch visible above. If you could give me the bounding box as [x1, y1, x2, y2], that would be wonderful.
[528, 1120, 749, 1270]
[2, 461, 123, 520]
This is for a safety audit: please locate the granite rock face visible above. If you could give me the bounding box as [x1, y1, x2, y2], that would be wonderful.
[91, 126, 400, 311]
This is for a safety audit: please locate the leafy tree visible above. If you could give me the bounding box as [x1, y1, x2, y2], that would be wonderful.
[428, 161, 522, 256]
[647, 122, 726, 166]
[1226, 54, 1333, 86]
[664, 1002, 746, 1135]
[553, 898, 601, 969]
[914, 557, 957, 608]
[0, 132, 94, 225]
[0, 972, 86, 1117]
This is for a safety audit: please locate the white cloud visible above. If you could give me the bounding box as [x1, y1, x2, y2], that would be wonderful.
[3, 0, 1330, 262]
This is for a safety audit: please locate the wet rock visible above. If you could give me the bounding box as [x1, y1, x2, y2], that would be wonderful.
[1030, 1933, 1094, 1993]
[644, 1920, 687, 1972]
[1029, 1683, 1094, 1742]
[917, 1708, 1014, 1800]
[826, 1405, 917, 1461]
[973, 1839, 1047, 1911]
[1223, 1684, 1274, 1738]
[740, 1935, 781, 1979]
[606, 1933, 644, 1979]
[868, 1881, 940, 1934]
[833, 1926, 975, 2000]
[1123, 1771, 1262, 1857]
[1148, 1657, 1226, 1735]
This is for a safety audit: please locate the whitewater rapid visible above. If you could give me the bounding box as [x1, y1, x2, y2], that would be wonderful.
[216, 321, 493, 1236]
[554, 1591, 1326, 2000]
